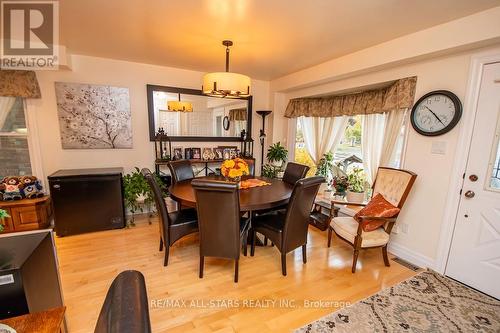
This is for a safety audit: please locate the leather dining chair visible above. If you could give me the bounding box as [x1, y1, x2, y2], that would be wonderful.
[282, 162, 310, 185]
[168, 160, 195, 184]
[191, 179, 251, 283]
[141, 168, 198, 266]
[242, 158, 256, 177]
[251, 176, 324, 276]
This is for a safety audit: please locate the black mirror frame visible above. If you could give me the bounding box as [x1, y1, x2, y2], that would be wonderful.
[147, 84, 253, 142]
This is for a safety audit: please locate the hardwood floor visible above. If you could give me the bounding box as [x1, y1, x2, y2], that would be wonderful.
[55, 215, 417, 333]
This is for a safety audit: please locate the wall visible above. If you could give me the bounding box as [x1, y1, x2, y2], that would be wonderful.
[32, 55, 270, 178]
[269, 44, 500, 268]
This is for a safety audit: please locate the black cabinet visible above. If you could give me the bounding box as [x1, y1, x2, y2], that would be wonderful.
[48, 168, 125, 236]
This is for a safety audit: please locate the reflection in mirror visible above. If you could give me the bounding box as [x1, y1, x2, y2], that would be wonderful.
[151, 91, 248, 138]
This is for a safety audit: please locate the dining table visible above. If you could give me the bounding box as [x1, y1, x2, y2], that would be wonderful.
[169, 175, 294, 212]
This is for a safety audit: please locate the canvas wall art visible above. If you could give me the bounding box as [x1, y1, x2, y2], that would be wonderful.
[55, 82, 132, 149]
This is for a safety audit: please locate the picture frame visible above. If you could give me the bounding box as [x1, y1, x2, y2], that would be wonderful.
[222, 148, 231, 160]
[173, 147, 183, 160]
[184, 148, 192, 160]
[213, 148, 223, 160]
[191, 148, 201, 159]
[202, 148, 214, 160]
[219, 145, 237, 160]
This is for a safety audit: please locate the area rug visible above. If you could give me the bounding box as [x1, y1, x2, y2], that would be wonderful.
[295, 271, 500, 332]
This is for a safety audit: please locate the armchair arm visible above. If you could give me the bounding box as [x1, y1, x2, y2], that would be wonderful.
[356, 216, 397, 223]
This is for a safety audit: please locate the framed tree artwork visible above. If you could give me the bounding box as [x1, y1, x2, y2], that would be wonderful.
[55, 82, 132, 149]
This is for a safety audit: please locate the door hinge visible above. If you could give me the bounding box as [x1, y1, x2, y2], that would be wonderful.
[459, 189, 463, 195]
[462, 172, 465, 179]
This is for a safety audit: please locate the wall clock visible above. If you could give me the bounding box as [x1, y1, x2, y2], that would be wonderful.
[410, 90, 462, 136]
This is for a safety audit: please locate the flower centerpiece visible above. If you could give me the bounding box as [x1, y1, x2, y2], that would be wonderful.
[221, 158, 250, 183]
[332, 175, 349, 196]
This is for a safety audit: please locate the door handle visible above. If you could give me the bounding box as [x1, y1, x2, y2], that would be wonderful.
[464, 190, 475, 198]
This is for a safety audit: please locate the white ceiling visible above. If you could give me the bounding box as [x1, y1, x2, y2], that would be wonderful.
[60, 0, 500, 80]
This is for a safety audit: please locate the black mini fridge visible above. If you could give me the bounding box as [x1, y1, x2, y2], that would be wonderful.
[48, 168, 125, 236]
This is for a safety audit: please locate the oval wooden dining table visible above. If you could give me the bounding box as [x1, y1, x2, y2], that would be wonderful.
[169, 176, 294, 212]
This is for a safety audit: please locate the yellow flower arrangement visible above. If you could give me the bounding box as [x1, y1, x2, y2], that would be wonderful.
[221, 158, 250, 181]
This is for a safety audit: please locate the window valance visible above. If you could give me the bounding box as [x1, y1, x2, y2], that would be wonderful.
[0, 70, 41, 98]
[284, 76, 417, 118]
[229, 108, 247, 121]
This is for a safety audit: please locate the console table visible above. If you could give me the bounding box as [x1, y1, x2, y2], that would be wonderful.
[0, 307, 66, 333]
[0, 196, 53, 233]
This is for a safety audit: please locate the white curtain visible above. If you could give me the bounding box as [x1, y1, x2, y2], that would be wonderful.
[361, 109, 407, 184]
[299, 116, 348, 163]
[380, 108, 407, 166]
[0, 97, 16, 130]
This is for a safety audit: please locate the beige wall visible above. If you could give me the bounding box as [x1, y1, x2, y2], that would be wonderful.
[268, 45, 500, 268]
[33, 55, 270, 178]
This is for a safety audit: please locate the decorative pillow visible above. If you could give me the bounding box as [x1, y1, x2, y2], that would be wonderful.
[354, 193, 400, 232]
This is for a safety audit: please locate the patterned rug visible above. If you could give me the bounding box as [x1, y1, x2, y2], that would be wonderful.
[295, 271, 500, 332]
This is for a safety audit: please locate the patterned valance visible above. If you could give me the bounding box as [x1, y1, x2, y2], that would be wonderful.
[284, 76, 417, 118]
[229, 108, 247, 121]
[0, 70, 41, 98]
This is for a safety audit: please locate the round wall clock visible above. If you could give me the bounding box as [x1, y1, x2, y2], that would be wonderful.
[410, 90, 462, 136]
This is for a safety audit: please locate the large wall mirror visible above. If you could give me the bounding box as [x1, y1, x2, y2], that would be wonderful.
[147, 85, 252, 141]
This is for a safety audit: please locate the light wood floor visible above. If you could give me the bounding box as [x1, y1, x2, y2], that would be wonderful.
[55, 215, 417, 333]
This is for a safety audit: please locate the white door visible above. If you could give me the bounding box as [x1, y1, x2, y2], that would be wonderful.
[446, 62, 500, 298]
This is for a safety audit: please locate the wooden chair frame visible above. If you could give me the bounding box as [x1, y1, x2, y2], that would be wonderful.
[327, 167, 417, 273]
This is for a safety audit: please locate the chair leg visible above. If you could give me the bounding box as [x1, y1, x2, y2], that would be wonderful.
[159, 237, 163, 251]
[234, 259, 239, 283]
[264, 237, 268, 246]
[199, 256, 204, 278]
[327, 226, 332, 248]
[163, 246, 169, 266]
[281, 253, 287, 276]
[250, 230, 256, 256]
[352, 249, 359, 273]
[302, 244, 307, 264]
[382, 245, 390, 267]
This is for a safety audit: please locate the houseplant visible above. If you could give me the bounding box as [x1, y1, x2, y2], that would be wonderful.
[0, 209, 9, 232]
[262, 163, 280, 179]
[346, 168, 367, 203]
[123, 167, 164, 226]
[315, 152, 335, 190]
[332, 175, 349, 196]
[266, 142, 288, 168]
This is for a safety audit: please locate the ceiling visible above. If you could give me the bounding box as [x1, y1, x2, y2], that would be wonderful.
[60, 0, 500, 80]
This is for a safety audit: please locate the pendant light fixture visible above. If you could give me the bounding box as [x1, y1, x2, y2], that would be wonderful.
[167, 93, 193, 112]
[202, 40, 251, 98]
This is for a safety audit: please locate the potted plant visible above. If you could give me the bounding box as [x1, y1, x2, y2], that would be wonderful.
[123, 167, 164, 226]
[346, 168, 367, 203]
[332, 175, 349, 196]
[0, 209, 9, 233]
[262, 164, 280, 179]
[266, 142, 288, 168]
[316, 152, 335, 190]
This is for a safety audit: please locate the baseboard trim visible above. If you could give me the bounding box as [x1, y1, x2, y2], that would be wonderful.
[388, 242, 435, 270]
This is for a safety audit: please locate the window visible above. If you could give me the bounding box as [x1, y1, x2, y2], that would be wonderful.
[294, 114, 407, 177]
[0, 97, 32, 178]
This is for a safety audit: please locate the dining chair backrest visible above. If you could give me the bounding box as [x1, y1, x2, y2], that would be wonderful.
[168, 160, 194, 184]
[141, 168, 170, 237]
[242, 158, 255, 177]
[282, 162, 310, 185]
[191, 179, 241, 260]
[283, 176, 324, 252]
[372, 167, 417, 209]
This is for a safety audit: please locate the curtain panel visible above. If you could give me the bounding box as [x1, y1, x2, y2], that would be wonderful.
[0, 70, 41, 98]
[285, 76, 416, 118]
[229, 108, 247, 121]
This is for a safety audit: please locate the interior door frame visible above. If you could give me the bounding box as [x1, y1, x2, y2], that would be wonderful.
[435, 48, 500, 274]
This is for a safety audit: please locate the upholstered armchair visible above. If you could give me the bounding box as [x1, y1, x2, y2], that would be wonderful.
[327, 167, 417, 273]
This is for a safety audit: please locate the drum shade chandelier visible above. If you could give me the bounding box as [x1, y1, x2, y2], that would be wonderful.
[202, 40, 251, 98]
[167, 93, 193, 112]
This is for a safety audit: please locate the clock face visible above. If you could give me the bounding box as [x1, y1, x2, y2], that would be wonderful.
[411, 90, 462, 136]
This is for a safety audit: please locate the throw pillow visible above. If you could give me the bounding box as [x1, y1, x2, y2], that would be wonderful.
[354, 193, 400, 232]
